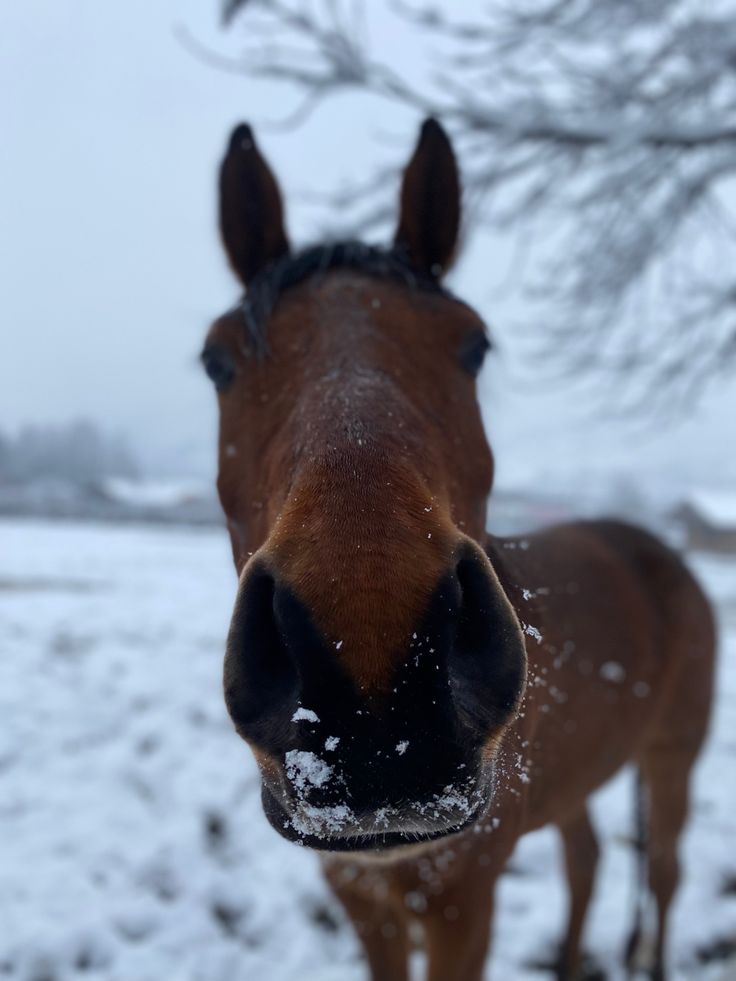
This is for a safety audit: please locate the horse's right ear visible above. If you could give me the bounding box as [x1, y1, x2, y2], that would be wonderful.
[394, 118, 461, 278]
[219, 123, 290, 286]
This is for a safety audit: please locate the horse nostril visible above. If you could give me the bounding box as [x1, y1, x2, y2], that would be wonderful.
[224, 565, 299, 740]
[448, 549, 526, 739]
[455, 554, 493, 653]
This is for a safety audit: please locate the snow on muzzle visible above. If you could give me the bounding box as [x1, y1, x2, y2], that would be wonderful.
[259, 739, 495, 850]
[249, 675, 496, 849]
[223, 546, 525, 849]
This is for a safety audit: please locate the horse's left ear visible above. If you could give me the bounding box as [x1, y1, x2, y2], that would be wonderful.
[219, 123, 290, 286]
[394, 118, 461, 278]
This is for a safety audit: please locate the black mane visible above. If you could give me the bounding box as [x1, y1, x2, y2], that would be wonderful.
[238, 241, 448, 351]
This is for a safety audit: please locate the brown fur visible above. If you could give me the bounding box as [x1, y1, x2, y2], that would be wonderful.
[205, 119, 715, 980]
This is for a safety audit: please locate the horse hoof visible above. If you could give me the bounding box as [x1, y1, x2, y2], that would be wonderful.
[525, 943, 606, 980]
[624, 925, 642, 970]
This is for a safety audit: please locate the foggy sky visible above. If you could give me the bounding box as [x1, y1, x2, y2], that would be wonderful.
[1, 0, 734, 494]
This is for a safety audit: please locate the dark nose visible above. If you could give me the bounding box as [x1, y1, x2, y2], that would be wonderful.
[446, 547, 527, 741]
[223, 564, 302, 748]
[224, 547, 527, 845]
[224, 544, 526, 755]
[224, 562, 366, 753]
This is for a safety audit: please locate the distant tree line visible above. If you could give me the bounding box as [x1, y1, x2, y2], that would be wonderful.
[0, 420, 138, 484]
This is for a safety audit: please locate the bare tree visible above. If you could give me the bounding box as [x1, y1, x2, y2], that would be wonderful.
[213, 0, 736, 408]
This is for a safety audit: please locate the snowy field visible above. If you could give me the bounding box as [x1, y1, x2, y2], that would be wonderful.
[1, 518, 735, 981]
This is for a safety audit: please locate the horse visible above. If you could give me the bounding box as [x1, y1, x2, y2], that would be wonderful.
[202, 117, 715, 981]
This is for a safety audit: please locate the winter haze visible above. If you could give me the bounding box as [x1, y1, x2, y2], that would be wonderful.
[1, 0, 735, 493]
[2, 4, 736, 981]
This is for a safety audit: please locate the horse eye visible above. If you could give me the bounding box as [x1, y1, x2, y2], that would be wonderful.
[201, 346, 235, 392]
[458, 331, 491, 377]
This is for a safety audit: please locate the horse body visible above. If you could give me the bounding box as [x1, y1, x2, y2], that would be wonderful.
[503, 521, 714, 832]
[322, 521, 714, 981]
[204, 119, 715, 980]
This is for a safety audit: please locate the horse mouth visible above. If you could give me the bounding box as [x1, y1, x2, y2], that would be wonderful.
[260, 775, 493, 853]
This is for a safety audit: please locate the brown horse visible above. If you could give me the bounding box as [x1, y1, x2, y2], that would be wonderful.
[203, 118, 715, 981]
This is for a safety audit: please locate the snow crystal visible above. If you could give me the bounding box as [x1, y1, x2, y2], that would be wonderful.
[284, 751, 333, 792]
[324, 736, 340, 751]
[291, 707, 319, 723]
[523, 623, 543, 644]
[334, 640, 343, 651]
[395, 740, 409, 756]
[404, 891, 428, 913]
[433, 786, 473, 816]
[373, 807, 390, 829]
[599, 661, 626, 683]
[291, 804, 354, 837]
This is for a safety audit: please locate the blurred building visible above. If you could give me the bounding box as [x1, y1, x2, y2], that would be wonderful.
[671, 491, 736, 554]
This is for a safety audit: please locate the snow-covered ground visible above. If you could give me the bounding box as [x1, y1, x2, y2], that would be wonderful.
[1, 519, 734, 981]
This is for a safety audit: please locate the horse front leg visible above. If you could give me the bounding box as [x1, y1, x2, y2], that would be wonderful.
[422, 876, 496, 981]
[323, 861, 411, 981]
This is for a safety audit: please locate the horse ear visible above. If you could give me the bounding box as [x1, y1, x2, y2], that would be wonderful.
[219, 123, 290, 286]
[394, 118, 461, 278]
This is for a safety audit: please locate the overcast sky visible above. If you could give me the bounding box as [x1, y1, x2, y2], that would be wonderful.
[1, 0, 734, 495]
